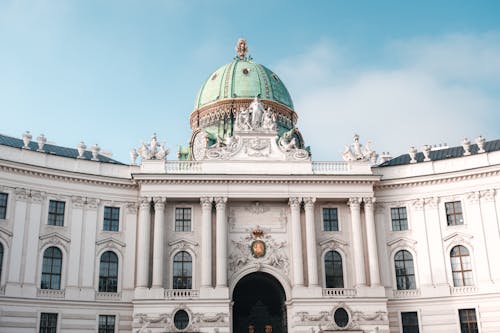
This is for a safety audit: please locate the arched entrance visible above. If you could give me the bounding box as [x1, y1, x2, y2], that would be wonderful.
[232, 272, 287, 333]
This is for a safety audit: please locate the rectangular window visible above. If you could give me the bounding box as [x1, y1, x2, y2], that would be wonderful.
[401, 311, 419, 333]
[459, 309, 478, 333]
[40, 313, 58, 333]
[175, 208, 191, 232]
[48, 200, 65, 226]
[446, 201, 464, 226]
[323, 208, 339, 231]
[98, 315, 116, 333]
[0, 193, 7, 219]
[391, 207, 408, 231]
[103, 207, 120, 231]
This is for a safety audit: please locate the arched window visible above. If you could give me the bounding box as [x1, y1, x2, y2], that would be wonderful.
[99, 251, 118, 292]
[0, 243, 3, 281]
[173, 251, 192, 289]
[324, 250, 344, 288]
[41, 247, 62, 290]
[395, 250, 416, 290]
[451, 245, 473, 287]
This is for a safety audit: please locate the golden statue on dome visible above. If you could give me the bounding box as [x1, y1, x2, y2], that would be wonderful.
[235, 38, 249, 60]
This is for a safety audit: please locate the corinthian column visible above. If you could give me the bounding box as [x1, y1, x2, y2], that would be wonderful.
[304, 197, 319, 287]
[364, 197, 380, 286]
[200, 197, 213, 287]
[215, 197, 228, 287]
[289, 197, 304, 286]
[152, 197, 166, 288]
[136, 197, 151, 288]
[349, 197, 366, 287]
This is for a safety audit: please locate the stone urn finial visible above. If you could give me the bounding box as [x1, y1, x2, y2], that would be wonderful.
[130, 148, 138, 165]
[91, 144, 100, 161]
[77, 141, 86, 159]
[476, 135, 485, 153]
[22, 131, 32, 149]
[422, 145, 431, 162]
[462, 138, 471, 156]
[37, 134, 47, 152]
[409, 146, 417, 164]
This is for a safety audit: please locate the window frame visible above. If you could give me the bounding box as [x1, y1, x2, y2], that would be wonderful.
[38, 312, 59, 333]
[324, 250, 344, 288]
[450, 245, 474, 287]
[98, 251, 119, 293]
[393, 249, 417, 290]
[98, 314, 117, 333]
[103, 206, 120, 232]
[321, 206, 340, 232]
[172, 250, 193, 289]
[174, 206, 193, 232]
[0, 192, 8, 220]
[390, 206, 409, 231]
[400, 311, 420, 333]
[0, 241, 4, 285]
[458, 308, 479, 333]
[47, 200, 66, 227]
[445, 201, 464, 226]
[40, 246, 63, 290]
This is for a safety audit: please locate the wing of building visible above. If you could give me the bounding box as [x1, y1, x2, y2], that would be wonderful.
[1, 39, 499, 333]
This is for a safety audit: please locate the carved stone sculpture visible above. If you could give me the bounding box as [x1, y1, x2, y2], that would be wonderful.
[342, 134, 377, 163]
[137, 133, 170, 161]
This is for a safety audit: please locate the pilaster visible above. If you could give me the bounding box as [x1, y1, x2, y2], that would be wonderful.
[289, 197, 304, 287]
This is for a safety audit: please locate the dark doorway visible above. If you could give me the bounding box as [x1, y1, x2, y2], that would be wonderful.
[232, 272, 287, 333]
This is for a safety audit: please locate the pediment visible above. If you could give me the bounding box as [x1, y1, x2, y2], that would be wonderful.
[96, 237, 126, 248]
[443, 232, 473, 243]
[0, 226, 13, 238]
[168, 238, 199, 247]
[386, 237, 417, 248]
[319, 237, 349, 249]
[39, 232, 71, 243]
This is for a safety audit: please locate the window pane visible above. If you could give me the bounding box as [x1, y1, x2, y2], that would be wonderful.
[391, 207, 408, 231]
[0, 193, 8, 219]
[175, 208, 192, 232]
[401, 311, 419, 333]
[395, 250, 415, 290]
[324, 250, 343, 288]
[323, 208, 339, 231]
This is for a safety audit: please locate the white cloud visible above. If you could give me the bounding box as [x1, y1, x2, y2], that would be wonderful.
[274, 33, 500, 161]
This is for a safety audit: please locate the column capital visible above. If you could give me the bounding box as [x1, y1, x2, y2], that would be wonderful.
[363, 197, 375, 208]
[200, 197, 213, 208]
[71, 196, 85, 208]
[411, 198, 424, 211]
[303, 197, 316, 208]
[139, 197, 151, 209]
[347, 197, 361, 208]
[85, 198, 100, 210]
[126, 202, 138, 214]
[424, 196, 440, 208]
[153, 197, 166, 210]
[288, 197, 301, 208]
[480, 189, 496, 202]
[214, 196, 228, 208]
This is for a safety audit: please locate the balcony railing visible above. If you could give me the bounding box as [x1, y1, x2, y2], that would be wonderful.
[450, 286, 478, 296]
[95, 291, 122, 300]
[312, 162, 351, 174]
[165, 289, 199, 299]
[322, 288, 357, 297]
[392, 289, 421, 298]
[165, 161, 202, 173]
[37, 288, 65, 298]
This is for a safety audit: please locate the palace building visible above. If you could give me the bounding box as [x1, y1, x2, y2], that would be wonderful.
[0, 39, 499, 333]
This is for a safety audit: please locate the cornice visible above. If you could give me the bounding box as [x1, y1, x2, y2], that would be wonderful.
[0, 159, 136, 189]
[132, 173, 381, 185]
[375, 165, 500, 190]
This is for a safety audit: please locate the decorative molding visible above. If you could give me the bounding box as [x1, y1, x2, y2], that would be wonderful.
[95, 291, 122, 301]
[39, 232, 71, 252]
[37, 288, 65, 298]
[480, 189, 496, 202]
[168, 238, 199, 255]
[96, 237, 126, 249]
[288, 197, 301, 208]
[15, 188, 28, 201]
[466, 191, 481, 204]
[228, 232, 288, 276]
[411, 198, 424, 211]
[443, 232, 473, 245]
[153, 197, 166, 210]
[347, 197, 361, 208]
[165, 289, 199, 299]
[363, 197, 375, 207]
[386, 237, 417, 251]
[322, 288, 356, 297]
[392, 289, 421, 298]
[319, 237, 349, 251]
[424, 196, 440, 209]
[244, 201, 270, 215]
[85, 198, 100, 209]
[29, 190, 46, 203]
[214, 196, 228, 209]
[71, 196, 85, 208]
[303, 197, 316, 208]
[0, 163, 136, 189]
[126, 202, 138, 214]
[200, 197, 213, 208]
[139, 197, 150, 209]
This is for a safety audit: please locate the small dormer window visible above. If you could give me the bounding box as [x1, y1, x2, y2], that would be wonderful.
[242, 68, 249, 75]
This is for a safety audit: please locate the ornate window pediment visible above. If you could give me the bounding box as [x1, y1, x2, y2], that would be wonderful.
[96, 237, 126, 250]
[386, 237, 417, 252]
[319, 237, 348, 251]
[168, 239, 199, 255]
[0, 226, 13, 247]
[443, 232, 473, 248]
[39, 232, 70, 251]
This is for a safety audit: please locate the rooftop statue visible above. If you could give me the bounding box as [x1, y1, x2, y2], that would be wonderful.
[342, 134, 378, 163]
[137, 133, 169, 161]
[235, 38, 249, 60]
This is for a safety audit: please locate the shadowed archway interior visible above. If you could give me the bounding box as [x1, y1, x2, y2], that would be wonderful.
[232, 272, 287, 333]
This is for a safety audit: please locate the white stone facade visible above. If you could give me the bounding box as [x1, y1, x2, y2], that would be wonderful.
[0, 136, 499, 333]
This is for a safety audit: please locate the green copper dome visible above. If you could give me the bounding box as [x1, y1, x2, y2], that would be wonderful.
[194, 59, 294, 110]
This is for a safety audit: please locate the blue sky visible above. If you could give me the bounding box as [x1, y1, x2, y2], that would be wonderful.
[1, 0, 499, 162]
